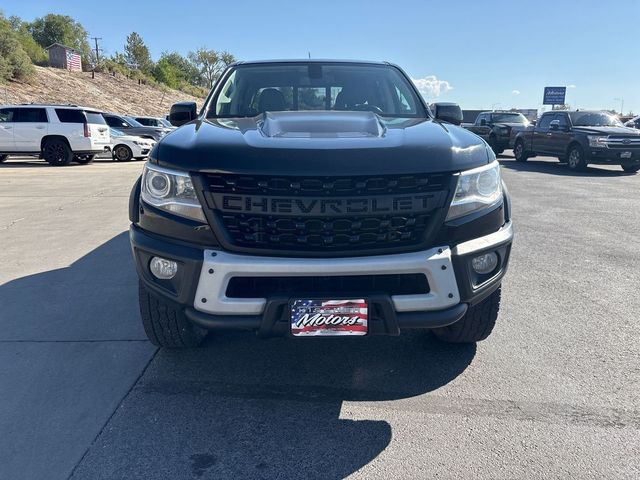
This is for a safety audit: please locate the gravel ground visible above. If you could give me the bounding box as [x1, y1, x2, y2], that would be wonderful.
[0, 154, 638, 480]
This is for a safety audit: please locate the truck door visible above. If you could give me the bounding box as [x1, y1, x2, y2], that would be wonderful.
[547, 113, 572, 156]
[532, 114, 554, 153]
[476, 113, 490, 137]
[13, 107, 48, 152]
[0, 108, 16, 150]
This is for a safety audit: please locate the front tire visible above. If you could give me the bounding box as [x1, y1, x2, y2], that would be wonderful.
[622, 164, 640, 173]
[43, 139, 73, 166]
[488, 136, 500, 155]
[432, 287, 501, 343]
[513, 140, 528, 162]
[113, 145, 133, 162]
[138, 281, 207, 348]
[567, 144, 587, 171]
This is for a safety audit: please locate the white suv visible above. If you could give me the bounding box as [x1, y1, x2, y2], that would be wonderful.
[0, 104, 111, 166]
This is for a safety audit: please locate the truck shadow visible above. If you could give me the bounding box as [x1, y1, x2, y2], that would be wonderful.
[0, 232, 145, 340]
[1, 232, 476, 479]
[123, 331, 476, 479]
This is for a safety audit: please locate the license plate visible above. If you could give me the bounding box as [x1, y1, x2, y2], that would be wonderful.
[620, 151, 632, 159]
[290, 299, 368, 337]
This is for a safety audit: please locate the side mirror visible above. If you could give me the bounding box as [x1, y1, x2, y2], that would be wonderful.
[432, 103, 463, 126]
[549, 119, 560, 131]
[169, 102, 198, 127]
[480, 119, 487, 126]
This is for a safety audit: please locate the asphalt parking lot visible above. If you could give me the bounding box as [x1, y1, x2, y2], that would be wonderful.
[1, 154, 639, 480]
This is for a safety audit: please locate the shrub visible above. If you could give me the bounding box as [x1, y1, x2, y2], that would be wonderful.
[178, 82, 208, 98]
[0, 26, 35, 82]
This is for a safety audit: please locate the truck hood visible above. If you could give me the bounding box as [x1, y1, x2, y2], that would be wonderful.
[153, 111, 492, 175]
[494, 122, 529, 128]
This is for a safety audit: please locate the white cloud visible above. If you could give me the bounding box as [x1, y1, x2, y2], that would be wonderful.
[512, 89, 521, 95]
[568, 84, 576, 88]
[411, 75, 453, 98]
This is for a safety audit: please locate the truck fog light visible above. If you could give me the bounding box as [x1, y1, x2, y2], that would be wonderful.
[471, 252, 498, 274]
[150, 257, 178, 279]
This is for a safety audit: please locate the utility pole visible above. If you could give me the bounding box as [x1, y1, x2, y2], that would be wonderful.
[91, 37, 102, 65]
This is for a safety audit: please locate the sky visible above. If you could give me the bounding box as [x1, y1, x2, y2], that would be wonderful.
[3, 0, 639, 114]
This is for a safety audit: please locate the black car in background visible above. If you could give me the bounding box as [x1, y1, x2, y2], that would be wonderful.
[463, 111, 531, 155]
[134, 116, 175, 129]
[513, 110, 640, 172]
[102, 113, 170, 141]
[624, 116, 640, 129]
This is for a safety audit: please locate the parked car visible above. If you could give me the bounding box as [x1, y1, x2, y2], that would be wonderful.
[128, 59, 513, 348]
[0, 104, 110, 166]
[513, 110, 640, 172]
[109, 128, 155, 162]
[102, 113, 170, 141]
[624, 116, 640, 129]
[463, 111, 531, 154]
[133, 116, 175, 129]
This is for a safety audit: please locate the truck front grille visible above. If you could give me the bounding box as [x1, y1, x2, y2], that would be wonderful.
[199, 173, 452, 255]
[226, 274, 429, 298]
[204, 172, 449, 196]
[219, 213, 431, 250]
[606, 137, 640, 148]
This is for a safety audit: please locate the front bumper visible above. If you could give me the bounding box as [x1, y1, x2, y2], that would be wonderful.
[586, 147, 640, 165]
[130, 221, 513, 336]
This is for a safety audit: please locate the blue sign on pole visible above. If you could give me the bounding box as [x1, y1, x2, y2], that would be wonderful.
[543, 87, 566, 105]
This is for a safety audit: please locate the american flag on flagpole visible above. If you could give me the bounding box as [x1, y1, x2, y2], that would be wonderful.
[66, 49, 82, 72]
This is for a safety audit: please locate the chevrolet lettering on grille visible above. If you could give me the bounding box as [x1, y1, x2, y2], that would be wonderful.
[212, 192, 447, 217]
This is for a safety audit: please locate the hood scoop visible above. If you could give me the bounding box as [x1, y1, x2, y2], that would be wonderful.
[259, 111, 385, 139]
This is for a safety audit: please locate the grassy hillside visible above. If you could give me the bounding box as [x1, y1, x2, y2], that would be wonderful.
[1, 66, 203, 116]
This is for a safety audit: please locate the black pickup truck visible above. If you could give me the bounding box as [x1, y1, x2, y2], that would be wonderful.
[463, 111, 531, 155]
[128, 60, 513, 348]
[513, 110, 640, 172]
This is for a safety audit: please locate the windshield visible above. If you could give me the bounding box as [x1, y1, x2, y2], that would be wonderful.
[109, 128, 124, 137]
[123, 116, 144, 127]
[568, 112, 622, 127]
[208, 63, 426, 119]
[491, 113, 527, 124]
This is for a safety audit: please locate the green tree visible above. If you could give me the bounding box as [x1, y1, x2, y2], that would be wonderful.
[0, 14, 35, 82]
[158, 51, 199, 85]
[188, 48, 235, 88]
[153, 58, 180, 88]
[124, 32, 153, 73]
[8, 15, 47, 65]
[28, 13, 91, 63]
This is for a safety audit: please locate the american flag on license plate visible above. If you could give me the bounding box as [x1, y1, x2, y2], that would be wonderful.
[66, 50, 82, 72]
[291, 299, 368, 336]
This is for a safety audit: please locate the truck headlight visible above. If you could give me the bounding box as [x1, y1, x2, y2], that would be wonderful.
[446, 161, 503, 220]
[141, 162, 206, 222]
[587, 135, 608, 148]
